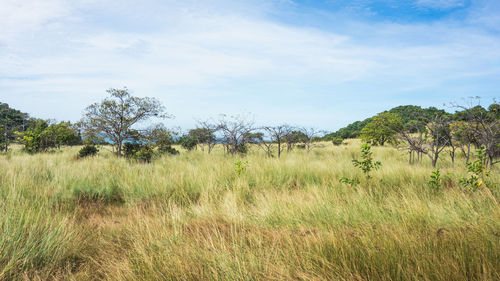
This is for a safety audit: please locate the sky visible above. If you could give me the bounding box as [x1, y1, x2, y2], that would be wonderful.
[0, 0, 499, 131]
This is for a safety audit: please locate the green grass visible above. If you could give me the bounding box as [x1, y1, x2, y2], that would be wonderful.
[0, 142, 499, 280]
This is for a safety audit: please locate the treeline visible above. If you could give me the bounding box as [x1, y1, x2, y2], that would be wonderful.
[339, 102, 500, 167]
[0, 102, 82, 153]
[1, 90, 499, 168]
[323, 105, 448, 140]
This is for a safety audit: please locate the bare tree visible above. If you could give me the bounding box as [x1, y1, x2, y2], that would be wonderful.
[299, 127, 325, 152]
[451, 98, 500, 167]
[216, 114, 255, 155]
[263, 125, 293, 158]
[396, 114, 451, 167]
[246, 131, 273, 157]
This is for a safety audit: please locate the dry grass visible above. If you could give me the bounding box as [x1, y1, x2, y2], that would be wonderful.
[0, 142, 499, 280]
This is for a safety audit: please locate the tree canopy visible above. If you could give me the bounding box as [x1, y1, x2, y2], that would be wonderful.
[80, 87, 168, 156]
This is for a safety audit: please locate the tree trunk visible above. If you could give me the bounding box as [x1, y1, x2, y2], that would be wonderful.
[117, 140, 122, 156]
[277, 141, 281, 158]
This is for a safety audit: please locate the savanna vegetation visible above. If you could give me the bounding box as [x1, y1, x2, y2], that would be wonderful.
[0, 92, 499, 280]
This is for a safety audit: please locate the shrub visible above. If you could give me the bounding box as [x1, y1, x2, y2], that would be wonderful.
[339, 177, 360, 187]
[459, 148, 489, 191]
[234, 160, 248, 177]
[352, 143, 381, 179]
[332, 137, 344, 146]
[427, 169, 442, 191]
[123, 142, 154, 163]
[123, 142, 141, 158]
[78, 144, 98, 158]
[158, 144, 179, 155]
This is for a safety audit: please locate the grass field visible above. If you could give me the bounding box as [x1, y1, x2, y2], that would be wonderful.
[0, 141, 499, 280]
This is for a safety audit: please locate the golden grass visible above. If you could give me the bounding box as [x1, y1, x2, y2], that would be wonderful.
[0, 142, 499, 280]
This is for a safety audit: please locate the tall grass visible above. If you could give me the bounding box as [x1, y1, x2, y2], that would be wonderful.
[0, 142, 498, 280]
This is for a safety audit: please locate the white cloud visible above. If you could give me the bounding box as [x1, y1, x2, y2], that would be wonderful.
[1, 0, 499, 129]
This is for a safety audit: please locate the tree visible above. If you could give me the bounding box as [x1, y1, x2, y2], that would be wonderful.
[263, 125, 293, 158]
[299, 127, 325, 152]
[360, 112, 402, 146]
[188, 126, 217, 153]
[17, 119, 79, 153]
[449, 121, 476, 164]
[398, 114, 451, 167]
[178, 134, 198, 151]
[451, 98, 499, 167]
[284, 130, 306, 152]
[246, 131, 274, 157]
[195, 120, 219, 154]
[216, 114, 255, 155]
[0, 102, 29, 152]
[144, 124, 178, 155]
[80, 87, 168, 156]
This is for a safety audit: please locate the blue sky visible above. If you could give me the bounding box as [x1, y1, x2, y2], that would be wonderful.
[0, 0, 499, 131]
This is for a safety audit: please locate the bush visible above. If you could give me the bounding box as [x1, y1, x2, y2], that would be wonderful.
[158, 144, 179, 155]
[123, 142, 154, 163]
[352, 143, 381, 179]
[123, 142, 141, 158]
[427, 169, 442, 192]
[332, 137, 344, 146]
[78, 144, 98, 158]
[179, 135, 198, 151]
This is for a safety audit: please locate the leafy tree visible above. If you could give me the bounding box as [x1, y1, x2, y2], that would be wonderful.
[188, 127, 216, 152]
[449, 121, 476, 163]
[360, 112, 402, 145]
[178, 135, 198, 151]
[80, 87, 168, 156]
[0, 102, 29, 151]
[284, 130, 307, 152]
[18, 120, 80, 153]
[144, 124, 179, 155]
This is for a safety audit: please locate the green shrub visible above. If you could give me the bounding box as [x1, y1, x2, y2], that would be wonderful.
[332, 137, 344, 146]
[352, 143, 381, 179]
[427, 169, 441, 191]
[78, 144, 98, 158]
[339, 177, 360, 187]
[459, 148, 489, 191]
[234, 160, 248, 177]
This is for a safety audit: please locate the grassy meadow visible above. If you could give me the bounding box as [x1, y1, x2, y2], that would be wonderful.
[0, 140, 499, 280]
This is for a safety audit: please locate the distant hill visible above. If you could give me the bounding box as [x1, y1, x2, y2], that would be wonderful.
[323, 105, 447, 140]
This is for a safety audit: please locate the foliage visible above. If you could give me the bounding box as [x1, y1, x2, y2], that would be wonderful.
[80, 87, 168, 156]
[16, 120, 80, 153]
[352, 144, 381, 179]
[78, 144, 99, 158]
[360, 112, 402, 145]
[146, 124, 179, 155]
[427, 169, 442, 191]
[459, 148, 489, 191]
[339, 176, 360, 186]
[324, 105, 448, 140]
[122, 142, 154, 163]
[0, 102, 29, 151]
[234, 160, 248, 177]
[178, 135, 198, 151]
[332, 137, 344, 146]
